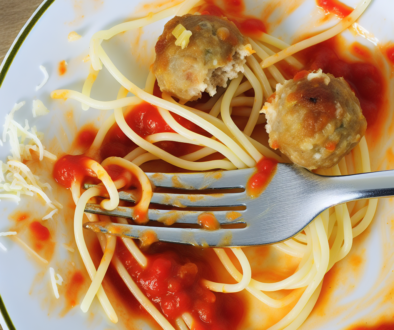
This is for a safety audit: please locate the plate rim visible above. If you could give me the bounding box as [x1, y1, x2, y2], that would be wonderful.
[0, 1, 55, 328]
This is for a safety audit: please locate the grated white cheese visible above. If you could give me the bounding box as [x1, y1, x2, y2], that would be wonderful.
[42, 208, 58, 220]
[0, 104, 60, 217]
[56, 273, 63, 285]
[62, 243, 75, 253]
[0, 231, 17, 237]
[32, 100, 50, 118]
[49, 267, 60, 299]
[68, 31, 82, 41]
[36, 65, 49, 91]
[3, 102, 25, 142]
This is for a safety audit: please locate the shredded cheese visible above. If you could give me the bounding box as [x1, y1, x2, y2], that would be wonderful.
[49, 267, 60, 299]
[172, 24, 192, 49]
[32, 100, 50, 118]
[175, 30, 192, 49]
[172, 24, 186, 38]
[62, 243, 75, 253]
[0, 232, 17, 237]
[56, 273, 63, 285]
[0, 104, 60, 219]
[36, 65, 49, 91]
[3, 102, 25, 142]
[68, 31, 82, 41]
[42, 208, 58, 220]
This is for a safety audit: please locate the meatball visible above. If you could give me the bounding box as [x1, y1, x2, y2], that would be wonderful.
[262, 69, 367, 170]
[153, 14, 252, 102]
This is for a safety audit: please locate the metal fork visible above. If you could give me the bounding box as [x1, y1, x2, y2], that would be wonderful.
[83, 164, 394, 247]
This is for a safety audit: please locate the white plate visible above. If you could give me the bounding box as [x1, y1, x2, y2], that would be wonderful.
[1, 0, 394, 329]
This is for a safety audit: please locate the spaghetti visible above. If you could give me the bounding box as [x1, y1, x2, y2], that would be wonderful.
[48, 0, 380, 329]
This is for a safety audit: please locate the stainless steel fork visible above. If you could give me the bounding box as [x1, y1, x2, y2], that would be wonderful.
[83, 164, 394, 247]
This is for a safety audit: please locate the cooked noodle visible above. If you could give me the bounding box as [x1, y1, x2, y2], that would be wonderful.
[49, 0, 379, 329]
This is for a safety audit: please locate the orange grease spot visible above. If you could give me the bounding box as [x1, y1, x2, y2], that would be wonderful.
[65, 271, 85, 308]
[226, 211, 242, 221]
[9, 211, 30, 222]
[316, 0, 352, 18]
[198, 213, 220, 231]
[139, 230, 158, 248]
[58, 60, 67, 76]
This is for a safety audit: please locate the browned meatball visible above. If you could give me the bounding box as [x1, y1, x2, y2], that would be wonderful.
[153, 14, 252, 102]
[262, 70, 367, 170]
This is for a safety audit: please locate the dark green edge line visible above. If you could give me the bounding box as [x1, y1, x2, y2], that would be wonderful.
[0, 0, 55, 88]
[0, 0, 55, 328]
[0, 295, 15, 330]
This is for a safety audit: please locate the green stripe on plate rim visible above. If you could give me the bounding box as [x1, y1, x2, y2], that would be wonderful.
[0, 0, 55, 88]
[0, 296, 15, 330]
[0, 0, 55, 329]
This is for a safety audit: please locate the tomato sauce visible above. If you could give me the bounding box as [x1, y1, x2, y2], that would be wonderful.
[58, 60, 67, 76]
[64, 271, 85, 308]
[53, 155, 96, 188]
[302, 38, 385, 127]
[198, 213, 220, 231]
[247, 158, 277, 198]
[75, 124, 98, 150]
[100, 102, 208, 160]
[29, 221, 50, 242]
[316, 0, 352, 18]
[199, 0, 266, 36]
[384, 44, 394, 65]
[114, 240, 245, 329]
[348, 321, 394, 330]
[25, 219, 55, 261]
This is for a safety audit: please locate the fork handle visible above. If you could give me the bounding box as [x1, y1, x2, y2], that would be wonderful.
[323, 170, 394, 205]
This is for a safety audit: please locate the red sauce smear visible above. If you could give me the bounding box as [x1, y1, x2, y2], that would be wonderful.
[65, 271, 85, 308]
[197, 213, 220, 231]
[348, 322, 394, 330]
[100, 102, 208, 160]
[29, 221, 51, 251]
[303, 38, 385, 127]
[29, 221, 50, 241]
[104, 164, 130, 182]
[53, 155, 95, 188]
[316, 0, 352, 18]
[58, 60, 67, 76]
[199, 0, 266, 36]
[75, 125, 98, 149]
[247, 158, 277, 198]
[351, 43, 372, 60]
[385, 45, 394, 65]
[115, 240, 245, 329]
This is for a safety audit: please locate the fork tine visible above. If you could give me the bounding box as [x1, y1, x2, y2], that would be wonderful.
[85, 203, 246, 224]
[146, 168, 255, 189]
[84, 221, 249, 247]
[83, 185, 247, 207]
[151, 192, 247, 207]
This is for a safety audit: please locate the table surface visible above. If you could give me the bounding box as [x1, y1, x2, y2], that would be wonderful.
[0, 0, 43, 65]
[0, 2, 43, 328]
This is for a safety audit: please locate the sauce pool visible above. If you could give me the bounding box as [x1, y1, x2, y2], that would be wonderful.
[247, 158, 277, 198]
[385, 45, 394, 65]
[316, 0, 352, 18]
[199, 0, 266, 36]
[114, 240, 246, 329]
[99, 102, 208, 160]
[348, 321, 394, 330]
[53, 155, 95, 188]
[58, 60, 67, 76]
[303, 38, 385, 127]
